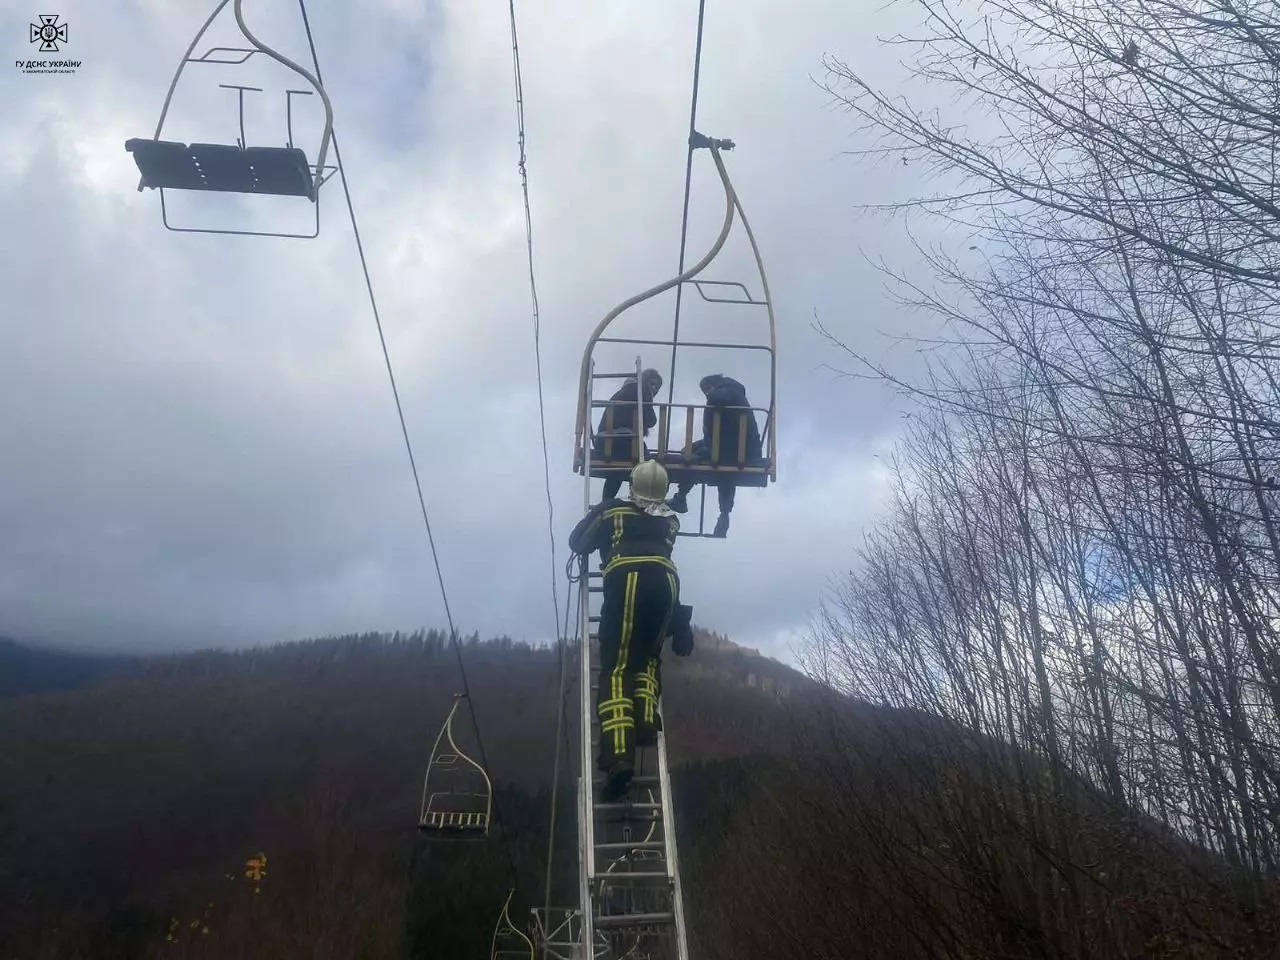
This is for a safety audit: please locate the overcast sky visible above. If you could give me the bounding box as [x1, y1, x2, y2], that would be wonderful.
[0, 0, 959, 662]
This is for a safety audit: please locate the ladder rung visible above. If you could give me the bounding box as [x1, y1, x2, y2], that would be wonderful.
[591, 742, 660, 757]
[594, 774, 659, 787]
[591, 372, 641, 379]
[593, 911, 676, 930]
[595, 840, 666, 852]
[595, 871, 669, 883]
[594, 802, 663, 814]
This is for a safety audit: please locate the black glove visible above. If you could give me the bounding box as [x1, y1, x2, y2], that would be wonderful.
[670, 603, 694, 657]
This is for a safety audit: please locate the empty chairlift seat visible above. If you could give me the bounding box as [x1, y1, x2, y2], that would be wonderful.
[418, 695, 493, 839]
[125, 139, 317, 199]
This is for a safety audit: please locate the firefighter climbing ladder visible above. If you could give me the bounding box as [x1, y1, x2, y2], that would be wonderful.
[575, 556, 690, 960]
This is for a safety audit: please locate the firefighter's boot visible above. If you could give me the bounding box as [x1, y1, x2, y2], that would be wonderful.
[602, 760, 634, 802]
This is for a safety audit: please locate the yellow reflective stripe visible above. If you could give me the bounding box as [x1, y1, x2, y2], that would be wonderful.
[603, 555, 676, 576]
[613, 571, 638, 755]
[636, 657, 659, 725]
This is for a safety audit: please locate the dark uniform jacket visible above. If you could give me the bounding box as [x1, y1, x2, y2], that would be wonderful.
[569, 499, 679, 579]
[595, 380, 658, 458]
[701, 377, 762, 463]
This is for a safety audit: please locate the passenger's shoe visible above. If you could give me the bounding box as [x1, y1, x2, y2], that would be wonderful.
[713, 513, 730, 538]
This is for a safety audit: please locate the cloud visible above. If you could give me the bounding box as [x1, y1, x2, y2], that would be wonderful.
[0, 0, 952, 659]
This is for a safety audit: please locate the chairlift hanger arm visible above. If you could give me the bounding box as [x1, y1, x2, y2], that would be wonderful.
[574, 137, 739, 449]
[231, 0, 333, 182]
[722, 148, 778, 471]
[490, 889, 535, 960]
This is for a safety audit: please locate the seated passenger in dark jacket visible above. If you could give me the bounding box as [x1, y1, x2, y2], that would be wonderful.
[669, 374, 761, 538]
[593, 367, 663, 501]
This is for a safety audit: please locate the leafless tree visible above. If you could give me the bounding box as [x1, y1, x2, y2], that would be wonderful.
[793, 0, 1280, 953]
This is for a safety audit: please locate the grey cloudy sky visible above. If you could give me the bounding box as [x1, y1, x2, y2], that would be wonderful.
[1, 0, 955, 661]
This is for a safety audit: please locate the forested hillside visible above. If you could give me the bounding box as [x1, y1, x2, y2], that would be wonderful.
[0, 630, 804, 959]
[1, 630, 1275, 959]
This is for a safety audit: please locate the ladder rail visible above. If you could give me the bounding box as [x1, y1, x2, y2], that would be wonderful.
[656, 723, 690, 959]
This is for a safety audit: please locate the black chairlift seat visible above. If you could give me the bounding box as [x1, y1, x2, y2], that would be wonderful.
[125, 138, 316, 200]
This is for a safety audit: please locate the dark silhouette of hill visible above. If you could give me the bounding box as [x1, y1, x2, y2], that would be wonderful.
[0, 636, 140, 699]
[0, 631, 1272, 958]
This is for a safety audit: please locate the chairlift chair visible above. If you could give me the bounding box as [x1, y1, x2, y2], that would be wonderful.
[574, 133, 778, 539]
[418, 694, 493, 838]
[124, 0, 338, 238]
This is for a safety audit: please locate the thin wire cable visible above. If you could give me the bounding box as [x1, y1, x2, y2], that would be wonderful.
[663, 0, 710, 412]
[295, 0, 519, 887]
[503, 0, 574, 924]
[507, 0, 561, 633]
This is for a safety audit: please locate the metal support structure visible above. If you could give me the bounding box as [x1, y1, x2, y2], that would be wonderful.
[531, 908, 609, 960]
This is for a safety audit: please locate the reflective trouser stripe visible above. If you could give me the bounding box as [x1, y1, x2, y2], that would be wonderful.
[602, 571, 638, 757]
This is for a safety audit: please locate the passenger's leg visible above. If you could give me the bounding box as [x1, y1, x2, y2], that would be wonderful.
[718, 481, 736, 515]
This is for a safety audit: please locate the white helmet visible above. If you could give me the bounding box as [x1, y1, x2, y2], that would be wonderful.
[628, 459, 669, 502]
